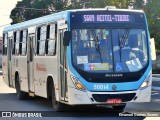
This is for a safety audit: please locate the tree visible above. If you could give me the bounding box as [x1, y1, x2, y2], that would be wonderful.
[144, 0, 160, 51]
[10, 0, 94, 24]
[91, 0, 131, 9]
[131, 0, 144, 9]
[10, 0, 134, 24]
[10, 0, 32, 24]
[10, 0, 67, 24]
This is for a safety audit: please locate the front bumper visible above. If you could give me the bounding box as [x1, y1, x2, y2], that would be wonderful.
[67, 85, 151, 105]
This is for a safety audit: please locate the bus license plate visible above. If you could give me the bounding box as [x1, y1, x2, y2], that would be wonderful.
[107, 99, 122, 104]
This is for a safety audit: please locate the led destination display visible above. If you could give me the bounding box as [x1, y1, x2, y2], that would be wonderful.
[82, 14, 135, 23]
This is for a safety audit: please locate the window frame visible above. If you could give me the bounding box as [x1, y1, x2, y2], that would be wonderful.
[36, 25, 46, 56]
[15, 31, 20, 55]
[36, 23, 57, 56]
[2, 33, 8, 55]
[20, 29, 28, 56]
[46, 23, 57, 56]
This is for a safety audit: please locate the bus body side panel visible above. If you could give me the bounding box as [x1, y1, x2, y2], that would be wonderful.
[2, 56, 8, 85]
[34, 56, 58, 98]
[18, 56, 28, 92]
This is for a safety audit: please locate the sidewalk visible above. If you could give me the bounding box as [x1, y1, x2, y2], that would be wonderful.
[0, 76, 16, 93]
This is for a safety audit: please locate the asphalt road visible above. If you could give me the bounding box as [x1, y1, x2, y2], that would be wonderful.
[0, 76, 159, 120]
[125, 77, 160, 112]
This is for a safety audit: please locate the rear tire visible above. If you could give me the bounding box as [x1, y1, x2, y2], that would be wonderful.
[52, 85, 66, 112]
[15, 75, 28, 100]
[112, 104, 126, 110]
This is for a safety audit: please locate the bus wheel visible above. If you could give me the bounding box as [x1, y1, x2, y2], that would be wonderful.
[52, 86, 65, 112]
[15, 75, 28, 100]
[112, 104, 126, 111]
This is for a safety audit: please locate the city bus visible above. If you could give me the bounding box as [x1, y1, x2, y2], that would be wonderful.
[2, 7, 154, 111]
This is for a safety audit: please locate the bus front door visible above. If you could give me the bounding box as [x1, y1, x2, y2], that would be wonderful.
[27, 34, 35, 92]
[58, 20, 68, 102]
[7, 37, 13, 86]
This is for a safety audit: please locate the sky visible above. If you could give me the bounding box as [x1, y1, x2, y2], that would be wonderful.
[0, 0, 21, 37]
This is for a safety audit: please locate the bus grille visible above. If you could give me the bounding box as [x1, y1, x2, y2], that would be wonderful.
[92, 93, 136, 102]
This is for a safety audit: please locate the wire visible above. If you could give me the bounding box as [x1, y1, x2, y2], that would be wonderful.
[0, 8, 62, 28]
[15, 7, 48, 11]
[12, 7, 61, 12]
[0, 24, 10, 28]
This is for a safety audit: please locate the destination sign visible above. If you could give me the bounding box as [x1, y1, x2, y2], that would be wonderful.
[82, 14, 134, 23]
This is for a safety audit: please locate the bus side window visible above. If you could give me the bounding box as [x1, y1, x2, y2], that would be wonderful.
[39, 26, 46, 56]
[37, 26, 46, 56]
[19, 30, 23, 55]
[36, 27, 41, 55]
[46, 24, 56, 56]
[46, 25, 50, 55]
[21, 30, 27, 56]
[15, 31, 20, 55]
[3, 34, 8, 55]
[13, 32, 16, 55]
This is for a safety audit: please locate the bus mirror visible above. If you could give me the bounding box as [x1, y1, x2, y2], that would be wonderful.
[63, 31, 70, 46]
[150, 38, 156, 60]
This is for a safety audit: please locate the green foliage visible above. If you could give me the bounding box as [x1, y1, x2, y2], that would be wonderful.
[91, 0, 130, 9]
[10, 0, 59, 23]
[10, 0, 90, 24]
[144, 0, 160, 51]
[132, 0, 144, 9]
[11, 18, 24, 25]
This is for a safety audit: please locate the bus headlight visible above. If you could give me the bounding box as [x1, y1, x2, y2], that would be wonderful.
[70, 75, 86, 91]
[140, 74, 151, 89]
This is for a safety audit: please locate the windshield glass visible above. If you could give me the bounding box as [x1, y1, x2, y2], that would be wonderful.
[112, 29, 148, 72]
[71, 29, 148, 73]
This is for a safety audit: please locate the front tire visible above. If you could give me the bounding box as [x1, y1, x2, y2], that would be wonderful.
[15, 75, 28, 100]
[112, 104, 126, 110]
[52, 85, 66, 112]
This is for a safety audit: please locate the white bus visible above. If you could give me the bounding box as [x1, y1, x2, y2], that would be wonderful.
[2, 8, 153, 111]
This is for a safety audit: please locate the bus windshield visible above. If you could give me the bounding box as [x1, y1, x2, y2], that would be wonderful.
[71, 29, 148, 73]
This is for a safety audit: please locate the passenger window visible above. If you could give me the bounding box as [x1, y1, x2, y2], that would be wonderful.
[19, 31, 23, 55]
[46, 24, 57, 56]
[21, 30, 27, 55]
[13, 32, 16, 55]
[36, 27, 41, 54]
[3, 34, 8, 55]
[37, 26, 46, 55]
[15, 31, 20, 55]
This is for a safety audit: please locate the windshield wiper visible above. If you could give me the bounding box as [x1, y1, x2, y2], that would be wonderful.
[118, 28, 130, 62]
[95, 35, 103, 63]
[91, 30, 103, 63]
